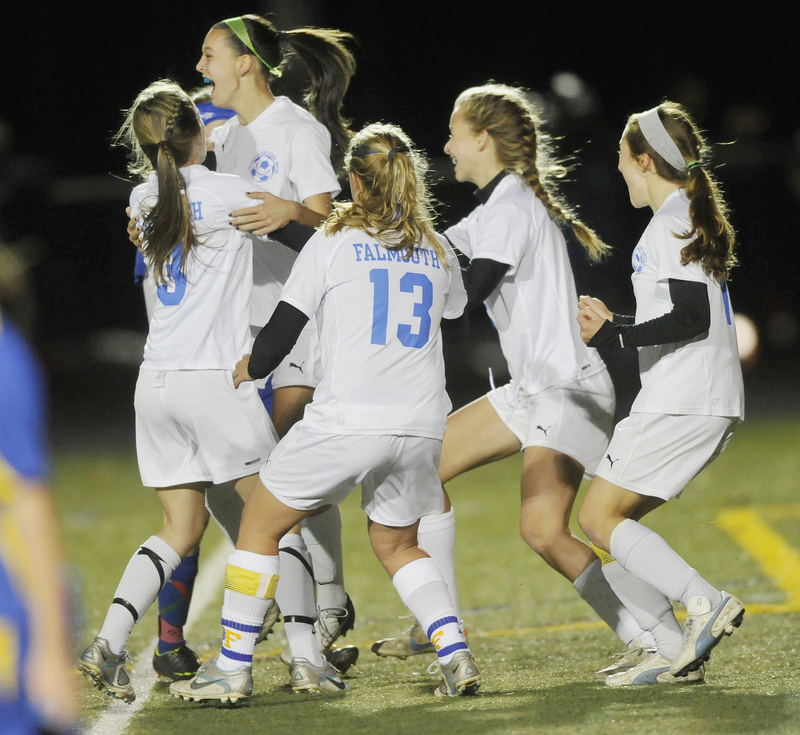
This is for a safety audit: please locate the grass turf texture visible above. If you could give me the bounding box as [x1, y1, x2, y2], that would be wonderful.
[57, 419, 800, 735]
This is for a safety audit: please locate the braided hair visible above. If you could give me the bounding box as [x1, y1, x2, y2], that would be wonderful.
[455, 83, 609, 262]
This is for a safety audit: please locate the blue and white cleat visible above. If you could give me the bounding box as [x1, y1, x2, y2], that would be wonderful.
[671, 593, 745, 677]
[169, 658, 253, 705]
[289, 657, 349, 694]
[434, 650, 481, 697]
[371, 621, 436, 659]
[605, 652, 705, 686]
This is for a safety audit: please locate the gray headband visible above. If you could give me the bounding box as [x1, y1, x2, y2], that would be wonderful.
[637, 108, 686, 171]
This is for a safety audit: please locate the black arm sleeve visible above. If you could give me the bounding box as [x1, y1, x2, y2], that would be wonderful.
[247, 301, 310, 380]
[442, 234, 510, 312]
[461, 258, 510, 311]
[266, 221, 317, 253]
[589, 279, 710, 349]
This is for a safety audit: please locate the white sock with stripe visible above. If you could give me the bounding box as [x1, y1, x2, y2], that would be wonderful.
[392, 557, 466, 664]
[217, 549, 279, 672]
[417, 509, 461, 621]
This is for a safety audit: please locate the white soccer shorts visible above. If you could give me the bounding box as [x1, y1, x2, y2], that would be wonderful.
[259, 424, 445, 527]
[135, 368, 278, 488]
[487, 369, 615, 475]
[594, 412, 740, 500]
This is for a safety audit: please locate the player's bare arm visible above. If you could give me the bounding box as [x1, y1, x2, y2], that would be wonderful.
[230, 191, 331, 236]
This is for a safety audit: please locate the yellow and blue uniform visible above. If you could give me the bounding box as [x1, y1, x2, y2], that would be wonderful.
[0, 316, 50, 735]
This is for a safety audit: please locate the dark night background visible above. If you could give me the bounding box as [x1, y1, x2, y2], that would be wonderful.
[1, 2, 797, 449]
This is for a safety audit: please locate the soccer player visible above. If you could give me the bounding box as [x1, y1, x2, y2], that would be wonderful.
[170, 122, 480, 704]
[372, 83, 656, 672]
[77, 80, 278, 704]
[0, 306, 79, 734]
[197, 14, 359, 666]
[576, 101, 745, 685]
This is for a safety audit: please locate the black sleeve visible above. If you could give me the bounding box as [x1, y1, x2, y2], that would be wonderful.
[461, 258, 510, 311]
[266, 221, 317, 253]
[247, 301, 310, 379]
[442, 235, 510, 311]
[441, 311, 469, 343]
[589, 279, 710, 349]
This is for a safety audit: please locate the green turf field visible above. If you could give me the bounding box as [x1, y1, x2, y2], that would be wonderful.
[58, 418, 800, 735]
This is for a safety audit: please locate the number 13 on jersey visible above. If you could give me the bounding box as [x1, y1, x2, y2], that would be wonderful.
[369, 268, 433, 348]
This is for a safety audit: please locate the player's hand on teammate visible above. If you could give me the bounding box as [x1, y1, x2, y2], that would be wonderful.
[233, 354, 254, 388]
[126, 207, 144, 251]
[577, 295, 610, 344]
[230, 191, 300, 236]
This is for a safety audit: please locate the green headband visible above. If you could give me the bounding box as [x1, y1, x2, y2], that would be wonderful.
[223, 17, 283, 78]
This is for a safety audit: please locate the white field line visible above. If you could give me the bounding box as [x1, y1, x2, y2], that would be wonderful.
[87, 539, 232, 735]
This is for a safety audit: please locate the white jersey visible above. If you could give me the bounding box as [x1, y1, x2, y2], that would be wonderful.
[130, 165, 255, 370]
[278, 228, 467, 438]
[445, 173, 606, 394]
[209, 96, 342, 328]
[629, 188, 744, 418]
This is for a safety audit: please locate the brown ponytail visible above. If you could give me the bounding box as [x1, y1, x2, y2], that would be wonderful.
[625, 102, 737, 282]
[114, 80, 202, 286]
[214, 15, 356, 173]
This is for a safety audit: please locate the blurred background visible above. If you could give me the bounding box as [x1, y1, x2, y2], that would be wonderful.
[1, 1, 797, 453]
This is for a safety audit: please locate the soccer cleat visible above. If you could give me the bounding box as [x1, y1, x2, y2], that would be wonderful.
[289, 657, 350, 694]
[256, 601, 281, 645]
[327, 645, 360, 675]
[77, 637, 136, 704]
[670, 593, 745, 677]
[433, 650, 481, 697]
[279, 643, 359, 675]
[605, 651, 705, 686]
[371, 621, 436, 659]
[595, 637, 658, 678]
[152, 644, 200, 680]
[315, 595, 356, 653]
[169, 658, 253, 704]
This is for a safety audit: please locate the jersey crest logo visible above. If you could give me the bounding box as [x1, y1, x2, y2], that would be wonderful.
[249, 151, 279, 183]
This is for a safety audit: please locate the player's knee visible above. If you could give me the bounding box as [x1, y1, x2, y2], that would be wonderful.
[519, 516, 565, 556]
[577, 504, 604, 550]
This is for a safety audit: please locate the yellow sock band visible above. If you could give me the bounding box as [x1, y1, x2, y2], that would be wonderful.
[224, 563, 279, 599]
[590, 543, 616, 566]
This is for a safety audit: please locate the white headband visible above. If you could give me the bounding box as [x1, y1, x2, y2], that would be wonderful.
[637, 108, 686, 171]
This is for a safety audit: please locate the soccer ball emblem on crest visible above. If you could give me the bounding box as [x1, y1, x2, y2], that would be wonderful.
[249, 151, 279, 183]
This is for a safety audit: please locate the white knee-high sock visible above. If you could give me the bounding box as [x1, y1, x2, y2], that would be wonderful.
[392, 557, 466, 664]
[218, 549, 279, 671]
[601, 555, 683, 658]
[276, 532, 322, 665]
[610, 519, 723, 609]
[573, 557, 652, 647]
[99, 535, 181, 655]
[417, 509, 460, 621]
[301, 506, 347, 611]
